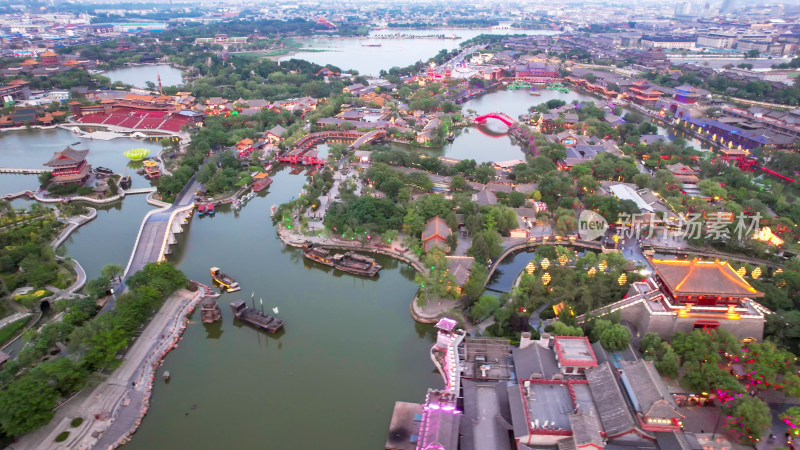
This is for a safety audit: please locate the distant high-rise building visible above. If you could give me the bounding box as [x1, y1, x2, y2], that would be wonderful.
[721, 0, 736, 14]
[674, 1, 690, 16]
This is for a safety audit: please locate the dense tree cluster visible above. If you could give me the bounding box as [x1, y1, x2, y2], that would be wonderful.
[0, 263, 187, 437]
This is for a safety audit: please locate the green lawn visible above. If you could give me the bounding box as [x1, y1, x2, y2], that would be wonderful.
[0, 317, 30, 346]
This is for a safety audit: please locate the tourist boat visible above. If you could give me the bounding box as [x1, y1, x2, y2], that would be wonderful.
[230, 299, 284, 333]
[270, 205, 277, 217]
[119, 175, 132, 189]
[446, 133, 455, 142]
[163, 371, 170, 380]
[232, 198, 241, 212]
[143, 160, 161, 179]
[361, 42, 382, 47]
[95, 166, 114, 175]
[197, 204, 207, 215]
[303, 245, 335, 267]
[207, 203, 215, 215]
[210, 267, 240, 292]
[332, 252, 382, 277]
[72, 141, 81, 146]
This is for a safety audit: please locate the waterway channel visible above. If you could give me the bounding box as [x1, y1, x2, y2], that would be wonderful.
[103, 64, 184, 89]
[123, 165, 441, 450]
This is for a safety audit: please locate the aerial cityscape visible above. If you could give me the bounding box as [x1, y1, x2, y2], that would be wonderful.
[2, 0, 800, 449]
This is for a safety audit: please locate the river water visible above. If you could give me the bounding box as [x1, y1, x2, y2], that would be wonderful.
[103, 64, 184, 89]
[283, 28, 558, 76]
[123, 166, 440, 450]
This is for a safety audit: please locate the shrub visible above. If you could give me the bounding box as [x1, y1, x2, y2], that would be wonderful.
[70, 417, 83, 427]
[55, 431, 69, 442]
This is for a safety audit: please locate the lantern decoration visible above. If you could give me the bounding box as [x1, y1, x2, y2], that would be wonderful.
[542, 272, 551, 285]
[737, 266, 747, 277]
[618, 273, 627, 286]
[559, 254, 568, 266]
[525, 261, 536, 275]
[588, 267, 597, 277]
[774, 268, 783, 276]
[598, 260, 608, 272]
[541, 258, 551, 270]
[777, 279, 787, 288]
[752, 267, 762, 279]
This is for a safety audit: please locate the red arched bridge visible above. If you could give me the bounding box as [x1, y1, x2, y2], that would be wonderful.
[279, 129, 386, 165]
[474, 112, 517, 127]
[717, 155, 796, 184]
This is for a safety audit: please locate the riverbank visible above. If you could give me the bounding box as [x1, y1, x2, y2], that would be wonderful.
[276, 225, 464, 324]
[9, 286, 211, 450]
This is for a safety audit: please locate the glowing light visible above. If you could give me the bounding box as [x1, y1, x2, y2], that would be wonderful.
[525, 261, 536, 275]
[618, 273, 627, 286]
[587, 267, 597, 277]
[598, 260, 608, 271]
[737, 266, 747, 277]
[752, 267, 762, 279]
[558, 255, 568, 266]
[752, 226, 784, 247]
[541, 258, 551, 270]
[542, 272, 551, 285]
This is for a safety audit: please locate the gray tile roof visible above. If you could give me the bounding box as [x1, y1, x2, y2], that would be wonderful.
[620, 359, 683, 420]
[585, 362, 636, 437]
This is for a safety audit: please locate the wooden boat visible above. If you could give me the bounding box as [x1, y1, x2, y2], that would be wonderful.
[332, 251, 382, 277]
[207, 203, 215, 215]
[303, 245, 334, 267]
[230, 299, 283, 333]
[210, 267, 240, 292]
[303, 245, 380, 277]
[197, 204, 207, 215]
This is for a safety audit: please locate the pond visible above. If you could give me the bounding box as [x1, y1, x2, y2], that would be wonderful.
[103, 64, 184, 89]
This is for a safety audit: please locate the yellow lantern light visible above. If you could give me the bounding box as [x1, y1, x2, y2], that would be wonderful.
[736, 267, 747, 277]
[777, 279, 787, 288]
[526, 261, 536, 275]
[588, 267, 597, 277]
[542, 272, 551, 285]
[559, 255, 568, 266]
[618, 273, 627, 286]
[752, 267, 762, 279]
[598, 260, 608, 271]
[541, 258, 551, 270]
[775, 269, 783, 276]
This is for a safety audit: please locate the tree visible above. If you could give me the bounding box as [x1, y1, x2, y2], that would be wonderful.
[463, 261, 488, 302]
[470, 294, 500, 321]
[599, 323, 630, 352]
[507, 191, 527, 208]
[633, 173, 651, 190]
[551, 321, 583, 336]
[727, 396, 771, 444]
[780, 406, 800, 439]
[101, 264, 123, 282]
[467, 229, 502, 263]
[655, 348, 680, 378]
[38, 171, 52, 187]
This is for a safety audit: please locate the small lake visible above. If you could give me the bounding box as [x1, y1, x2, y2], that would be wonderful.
[0, 128, 165, 195]
[283, 28, 559, 76]
[423, 88, 600, 164]
[103, 64, 184, 89]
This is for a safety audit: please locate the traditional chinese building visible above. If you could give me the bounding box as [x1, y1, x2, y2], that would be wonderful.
[628, 81, 663, 106]
[582, 259, 768, 341]
[43, 147, 91, 185]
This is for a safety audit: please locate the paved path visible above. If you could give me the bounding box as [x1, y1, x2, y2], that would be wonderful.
[9, 288, 210, 450]
[0, 312, 31, 330]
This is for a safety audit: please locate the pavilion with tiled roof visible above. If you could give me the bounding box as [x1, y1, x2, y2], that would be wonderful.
[579, 258, 769, 341]
[43, 147, 91, 184]
[651, 258, 763, 306]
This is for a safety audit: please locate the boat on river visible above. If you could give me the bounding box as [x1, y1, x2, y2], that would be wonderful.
[230, 299, 283, 333]
[252, 173, 273, 192]
[303, 245, 381, 277]
[361, 42, 382, 47]
[210, 267, 240, 292]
